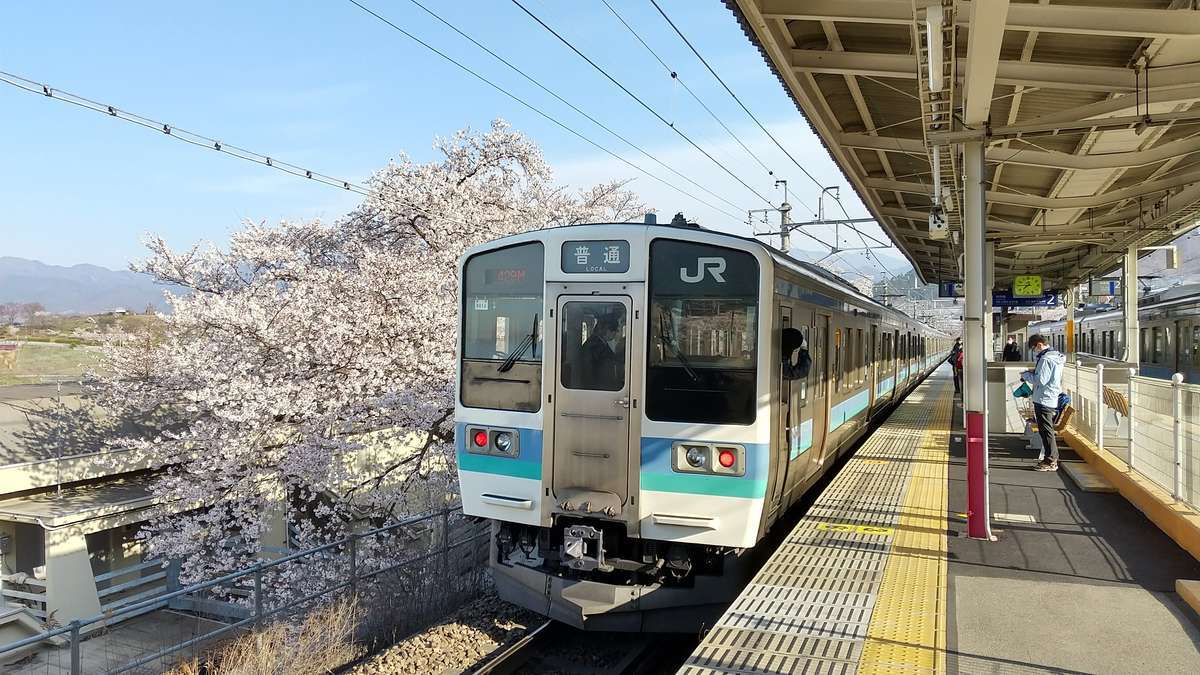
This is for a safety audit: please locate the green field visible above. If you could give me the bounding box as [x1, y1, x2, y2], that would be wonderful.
[0, 342, 103, 385]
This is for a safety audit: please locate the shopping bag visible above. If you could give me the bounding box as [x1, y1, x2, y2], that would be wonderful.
[1012, 382, 1032, 398]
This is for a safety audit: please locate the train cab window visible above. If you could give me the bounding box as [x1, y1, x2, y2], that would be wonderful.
[647, 239, 758, 424]
[559, 301, 627, 391]
[460, 242, 545, 412]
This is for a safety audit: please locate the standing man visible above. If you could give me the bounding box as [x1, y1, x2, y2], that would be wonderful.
[1022, 334, 1066, 471]
[1002, 336, 1022, 362]
[949, 338, 963, 395]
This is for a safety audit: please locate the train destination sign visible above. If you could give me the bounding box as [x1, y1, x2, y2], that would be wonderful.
[561, 240, 630, 273]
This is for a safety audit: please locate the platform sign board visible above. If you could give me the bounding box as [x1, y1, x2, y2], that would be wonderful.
[1089, 278, 1120, 296]
[938, 281, 963, 298]
[991, 290, 1059, 308]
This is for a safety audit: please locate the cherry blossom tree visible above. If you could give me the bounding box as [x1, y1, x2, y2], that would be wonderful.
[88, 120, 645, 586]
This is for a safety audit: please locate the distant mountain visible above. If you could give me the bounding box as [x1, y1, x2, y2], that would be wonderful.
[0, 257, 177, 314]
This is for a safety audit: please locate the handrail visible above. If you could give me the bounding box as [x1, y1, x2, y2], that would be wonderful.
[0, 503, 467, 658]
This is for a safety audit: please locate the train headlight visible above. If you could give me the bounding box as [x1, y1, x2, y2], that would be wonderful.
[493, 431, 513, 454]
[685, 446, 708, 468]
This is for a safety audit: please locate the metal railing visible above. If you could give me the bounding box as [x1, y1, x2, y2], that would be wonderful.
[1063, 362, 1198, 509]
[0, 503, 490, 674]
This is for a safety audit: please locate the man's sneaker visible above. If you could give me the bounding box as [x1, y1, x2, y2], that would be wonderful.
[1035, 461, 1059, 472]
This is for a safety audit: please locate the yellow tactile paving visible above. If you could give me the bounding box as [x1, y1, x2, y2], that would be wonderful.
[858, 377, 952, 674]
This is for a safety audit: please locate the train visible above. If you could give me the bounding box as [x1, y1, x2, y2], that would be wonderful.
[1029, 283, 1200, 381]
[454, 219, 952, 631]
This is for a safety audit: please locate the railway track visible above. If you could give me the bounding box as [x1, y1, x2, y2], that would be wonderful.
[466, 620, 693, 675]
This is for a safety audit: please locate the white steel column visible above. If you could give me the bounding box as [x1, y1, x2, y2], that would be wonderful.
[1065, 286, 1076, 356]
[1123, 245, 1140, 364]
[985, 241, 995, 360]
[964, 140, 992, 540]
[960, 0, 1007, 542]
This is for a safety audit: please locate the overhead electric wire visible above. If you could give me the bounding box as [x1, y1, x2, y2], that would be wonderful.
[510, 0, 778, 209]
[648, 0, 896, 261]
[0, 69, 480, 229]
[599, 0, 775, 177]
[346, 0, 745, 221]
[396, 0, 745, 217]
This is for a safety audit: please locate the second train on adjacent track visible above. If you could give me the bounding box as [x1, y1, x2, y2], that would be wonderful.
[454, 220, 951, 631]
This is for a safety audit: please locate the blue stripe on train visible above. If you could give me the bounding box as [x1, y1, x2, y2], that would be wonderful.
[640, 437, 769, 499]
[789, 418, 814, 460]
[877, 375, 894, 397]
[829, 389, 871, 432]
[455, 423, 542, 480]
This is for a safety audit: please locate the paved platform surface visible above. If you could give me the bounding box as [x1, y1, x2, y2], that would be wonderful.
[680, 368, 1200, 674]
[947, 398, 1200, 674]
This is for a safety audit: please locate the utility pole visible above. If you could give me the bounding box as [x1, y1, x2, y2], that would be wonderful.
[776, 180, 791, 252]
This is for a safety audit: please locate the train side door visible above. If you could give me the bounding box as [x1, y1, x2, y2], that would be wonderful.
[769, 307, 793, 509]
[870, 325, 878, 407]
[807, 313, 832, 478]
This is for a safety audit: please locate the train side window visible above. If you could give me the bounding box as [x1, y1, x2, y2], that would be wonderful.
[797, 326, 810, 403]
[1152, 327, 1164, 364]
[857, 328, 865, 385]
[1193, 326, 1200, 366]
[815, 324, 826, 399]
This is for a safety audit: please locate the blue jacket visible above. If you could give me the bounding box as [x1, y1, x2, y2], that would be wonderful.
[1021, 348, 1065, 408]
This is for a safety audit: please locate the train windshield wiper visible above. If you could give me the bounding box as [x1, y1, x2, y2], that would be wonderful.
[659, 314, 699, 381]
[498, 313, 538, 373]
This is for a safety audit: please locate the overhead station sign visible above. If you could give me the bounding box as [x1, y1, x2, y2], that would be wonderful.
[992, 290, 1060, 308]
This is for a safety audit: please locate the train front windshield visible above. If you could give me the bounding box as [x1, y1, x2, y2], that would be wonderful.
[460, 242, 544, 412]
[647, 239, 759, 425]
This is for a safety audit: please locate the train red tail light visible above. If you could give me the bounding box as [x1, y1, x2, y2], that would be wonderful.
[472, 430, 489, 448]
[717, 448, 737, 468]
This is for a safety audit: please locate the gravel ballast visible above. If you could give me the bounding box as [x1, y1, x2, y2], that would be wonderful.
[348, 593, 539, 674]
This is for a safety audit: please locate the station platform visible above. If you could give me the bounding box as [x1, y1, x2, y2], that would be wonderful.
[680, 368, 1200, 674]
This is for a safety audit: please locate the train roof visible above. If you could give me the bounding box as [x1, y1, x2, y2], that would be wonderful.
[469, 221, 948, 337]
[1031, 283, 1200, 331]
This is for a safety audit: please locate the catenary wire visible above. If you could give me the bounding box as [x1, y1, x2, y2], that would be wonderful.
[398, 0, 745, 216]
[345, 0, 745, 221]
[510, 0, 778, 209]
[599, 0, 776, 178]
[0, 69, 483, 230]
[648, 0, 899, 269]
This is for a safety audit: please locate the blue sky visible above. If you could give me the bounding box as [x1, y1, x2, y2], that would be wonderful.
[0, 0, 910, 279]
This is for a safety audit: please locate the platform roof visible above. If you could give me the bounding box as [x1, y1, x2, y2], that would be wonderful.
[727, 0, 1200, 288]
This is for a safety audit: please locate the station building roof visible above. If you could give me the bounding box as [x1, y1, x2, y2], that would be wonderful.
[727, 0, 1200, 288]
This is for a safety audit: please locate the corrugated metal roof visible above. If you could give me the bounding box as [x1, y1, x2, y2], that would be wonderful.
[726, 0, 1200, 289]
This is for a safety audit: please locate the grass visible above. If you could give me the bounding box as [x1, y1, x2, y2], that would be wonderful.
[0, 341, 102, 385]
[166, 598, 363, 675]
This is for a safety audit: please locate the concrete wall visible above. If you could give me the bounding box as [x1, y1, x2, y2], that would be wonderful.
[0, 449, 154, 496]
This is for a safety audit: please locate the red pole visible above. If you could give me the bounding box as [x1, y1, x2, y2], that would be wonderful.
[966, 410, 990, 538]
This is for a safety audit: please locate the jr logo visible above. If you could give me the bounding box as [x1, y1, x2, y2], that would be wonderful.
[680, 257, 727, 283]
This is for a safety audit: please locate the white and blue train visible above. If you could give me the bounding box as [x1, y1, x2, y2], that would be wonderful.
[454, 219, 951, 631]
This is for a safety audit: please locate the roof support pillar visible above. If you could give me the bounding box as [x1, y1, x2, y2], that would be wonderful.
[963, 140, 993, 540]
[1123, 246, 1140, 365]
[1065, 287, 1076, 357]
